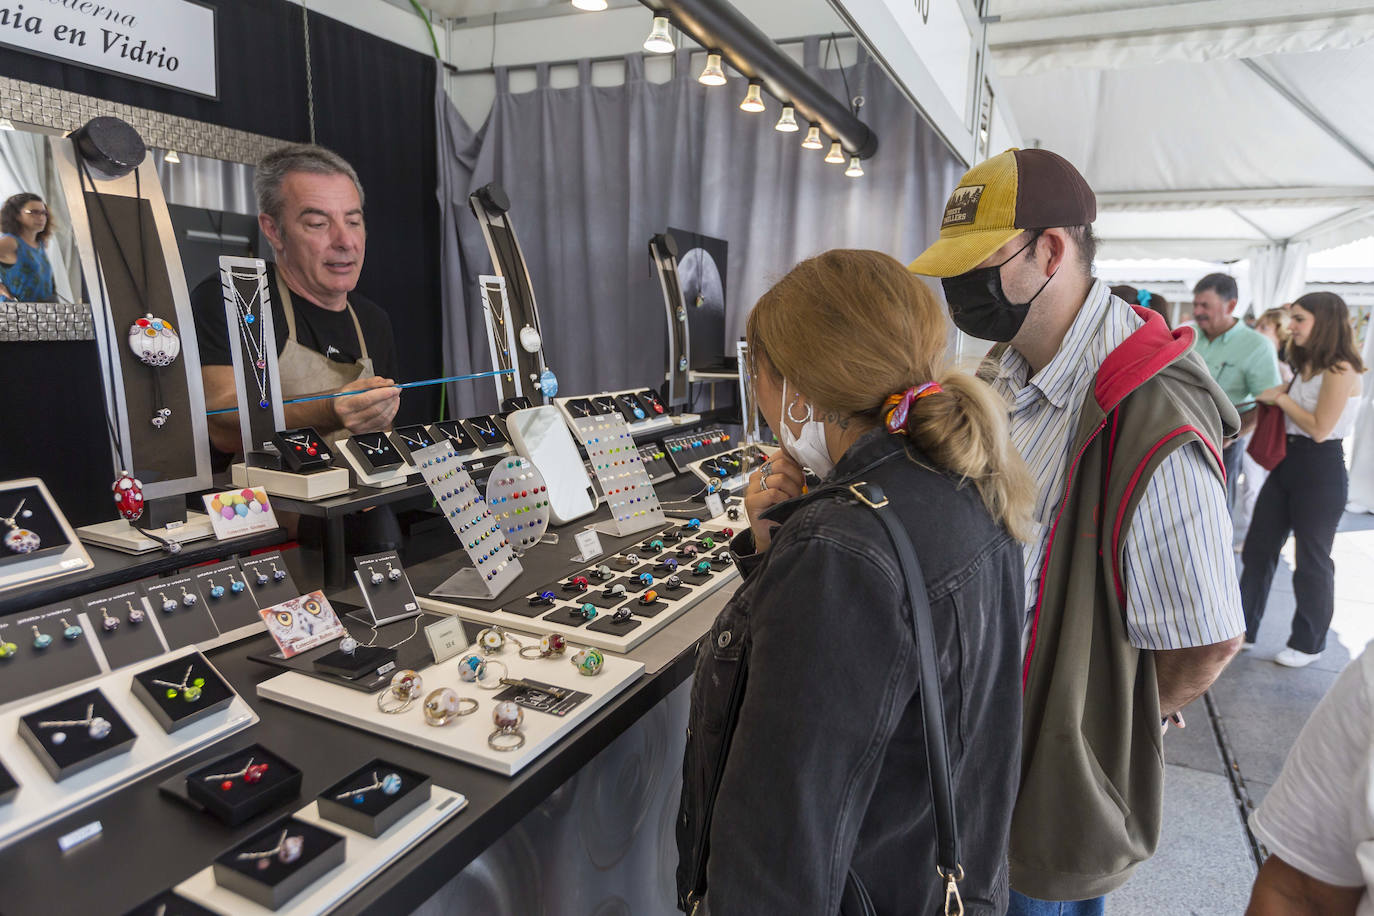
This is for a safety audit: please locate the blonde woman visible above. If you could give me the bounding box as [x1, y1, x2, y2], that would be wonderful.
[676, 250, 1033, 915]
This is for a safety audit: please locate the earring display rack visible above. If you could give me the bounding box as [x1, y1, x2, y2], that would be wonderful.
[412, 441, 523, 601]
[570, 414, 667, 539]
[687, 444, 776, 494]
[636, 443, 676, 485]
[350, 550, 421, 628]
[256, 638, 643, 776]
[484, 457, 551, 554]
[0, 649, 255, 847]
[663, 426, 733, 474]
[418, 514, 738, 653]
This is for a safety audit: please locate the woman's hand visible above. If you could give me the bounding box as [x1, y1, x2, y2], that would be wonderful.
[1256, 385, 1286, 407]
[744, 452, 805, 553]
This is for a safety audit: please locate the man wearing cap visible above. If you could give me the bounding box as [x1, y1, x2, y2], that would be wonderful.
[910, 148, 1245, 914]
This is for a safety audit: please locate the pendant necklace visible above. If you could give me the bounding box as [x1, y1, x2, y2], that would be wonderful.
[485, 297, 514, 375]
[399, 431, 430, 449]
[229, 269, 271, 410]
[571, 401, 591, 417]
[0, 497, 38, 554]
[359, 434, 388, 456]
[471, 418, 497, 439]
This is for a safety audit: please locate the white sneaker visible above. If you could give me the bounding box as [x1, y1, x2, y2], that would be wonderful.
[1274, 648, 1321, 668]
[1241, 641, 1255, 652]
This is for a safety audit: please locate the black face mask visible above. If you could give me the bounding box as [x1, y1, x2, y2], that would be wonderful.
[941, 234, 1057, 342]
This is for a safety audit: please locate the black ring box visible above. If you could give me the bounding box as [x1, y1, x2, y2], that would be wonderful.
[213, 816, 345, 911]
[130, 651, 236, 733]
[316, 758, 431, 838]
[19, 688, 136, 781]
[186, 743, 302, 826]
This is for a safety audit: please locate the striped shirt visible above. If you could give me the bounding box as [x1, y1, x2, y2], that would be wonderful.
[990, 280, 1245, 651]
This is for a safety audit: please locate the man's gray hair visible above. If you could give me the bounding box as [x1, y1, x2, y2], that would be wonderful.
[254, 144, 365, 225]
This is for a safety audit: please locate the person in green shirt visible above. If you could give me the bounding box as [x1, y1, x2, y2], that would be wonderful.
[1191, 272, 1283, 511]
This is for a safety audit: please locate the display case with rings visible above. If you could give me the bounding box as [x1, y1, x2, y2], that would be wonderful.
[317, 758, 432, 838]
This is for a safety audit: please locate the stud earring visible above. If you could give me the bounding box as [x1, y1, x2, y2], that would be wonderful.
[271, 562, 286, 582]
[61, 618, 82, 640]
[127, 599, 145, 624]
[31, 626, 51, 649]
[229, 578, 245, 594]
[180, 586, 197, 607]
[369, 569, 384, 587]
[386, 561, 402, 582]
[207, 579, 225, 599]
[254, 569, 269, 587]
[101, 607, 120, 633]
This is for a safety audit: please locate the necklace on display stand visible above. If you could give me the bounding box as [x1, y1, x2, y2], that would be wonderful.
[484, 296, 514, 378]
[470, 418, 497, 440]
[0, 498, 38, 554]
[570, 401, 592, 418]
[228, 269, 271, 410]
[358, 434, 388, 456]
[399, 430, 430, 450]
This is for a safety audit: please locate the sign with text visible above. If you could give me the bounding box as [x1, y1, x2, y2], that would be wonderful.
[0, 0, 217, 98]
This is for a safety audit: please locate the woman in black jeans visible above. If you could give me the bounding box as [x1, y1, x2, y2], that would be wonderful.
[1242, 292, 1366, 667]
[675, 251, 1033, 914]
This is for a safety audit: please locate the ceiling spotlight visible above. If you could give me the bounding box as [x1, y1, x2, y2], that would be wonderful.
[801, 124, 823, 149]
[698, 52, 726, 86]
[739, 81, 765, 113]
[845, 156, 864, 178]
[643, 15, 674, 53]
[570, 0, 608, 9]
[774, 104, 798, 132]
[825, 141, 845, 164]
[163, 149, 181, 164]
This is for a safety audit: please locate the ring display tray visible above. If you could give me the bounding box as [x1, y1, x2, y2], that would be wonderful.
[256, 643, 642, 777]
[570, 414, 667, 539]
[173, 789, 466, 915]
[417, 517, 737, 653]
[0, 651, 255, 846]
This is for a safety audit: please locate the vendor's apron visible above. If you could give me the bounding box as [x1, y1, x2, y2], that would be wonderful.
[275, 272, 375, 446]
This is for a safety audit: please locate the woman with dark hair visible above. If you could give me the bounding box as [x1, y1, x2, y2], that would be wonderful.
[1241, 291, 1366, 667]
[0, 192, 56, 301]
[1110, 284, 1173, 328]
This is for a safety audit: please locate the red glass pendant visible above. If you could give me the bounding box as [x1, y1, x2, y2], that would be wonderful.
[112, 472, 144, 521]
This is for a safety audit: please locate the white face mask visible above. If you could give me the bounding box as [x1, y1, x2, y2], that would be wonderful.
[777, 378, 836, 479]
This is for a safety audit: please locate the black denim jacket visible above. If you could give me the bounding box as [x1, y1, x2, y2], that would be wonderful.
[676, 430, 1025, 915]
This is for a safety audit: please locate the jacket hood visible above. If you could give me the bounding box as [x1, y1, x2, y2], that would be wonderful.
[1094, 306, 1240, 438]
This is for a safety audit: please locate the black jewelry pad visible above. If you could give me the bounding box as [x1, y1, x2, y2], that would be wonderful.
[19, 688, 136, 781]
[608, 555, 645, 572]
[585, 590, 633, 610]
[121, 890, 220, 916]
[317, 758, 432, 838]
[688, 565, 717, 580]
[636, 540, 665, 557]
[0, 756, 19, 806]
[541, 606, 593, 628]
[348, 432, 404, 474]
[81, 585, 163, 670]
[272, 427, 333, 473]
[0, 602, 102, 708]
[354, 551, 420, 622]
[607, 576, 652, 595]
[130, 651, 235, 733]
[186, 743, 302, 826]
[240, 552, 301, 610]
[312, 645, 397, 680]
[629, 598, 671, 618]
[195, 562, 263, 634]
[390, 424, 436, 464]
[144, 573, 220, 649]
[587, 613, 644, 636]
[502, 596, 557, 619]
[661, 578, 696, 595]
[500, 396, 533, 414]
[213, 816, 346, 911]
[430, 419, 478, 452]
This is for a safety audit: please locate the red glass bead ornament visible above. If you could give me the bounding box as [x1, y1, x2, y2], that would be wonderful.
[220, 780, 233, 791]
[306, 447, 318, 456]
[723, 527, 735, 537]
[244, 762, 269, 783]
[112, 472, 144, 521]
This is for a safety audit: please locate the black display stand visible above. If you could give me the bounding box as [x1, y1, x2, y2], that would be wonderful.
[143, 573, 219, 649]
[212, 816, 346, 910]
[346, 432, 405, 475]
[430, 419, 477, 452]
[182, 743, 302, 826]
[316, 758, 431, 838]
[219, 256, 284, 458]
[0, 757, 17, 806]
[0, 601, 103, 707]
[193, 562, 261, 634]
[351, 551, 421, 626]
[272, 428, 334, 473]
[240, 551, 300, 608]
[130, 651, 235, 733]
[80, 585, 162, 670]
[461, 415, 508, 450]
[18, 688, 137, 780]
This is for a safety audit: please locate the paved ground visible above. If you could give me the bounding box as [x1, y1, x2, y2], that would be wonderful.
[1109, 511, 1374, 914]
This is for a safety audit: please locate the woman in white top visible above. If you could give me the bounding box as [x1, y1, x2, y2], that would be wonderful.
[1241, 292, 1365, 668]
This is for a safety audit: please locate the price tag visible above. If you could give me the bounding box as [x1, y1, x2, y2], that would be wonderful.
[571, 528, 604, 562]
[705, 492, 725, 519]
[425, 615, 468, 664]
[59, 821, 102, 851]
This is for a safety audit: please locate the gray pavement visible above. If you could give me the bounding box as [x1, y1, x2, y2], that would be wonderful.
[1108, 511, 1374, 914]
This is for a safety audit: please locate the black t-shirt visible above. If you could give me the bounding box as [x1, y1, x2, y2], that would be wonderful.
[190, 262, 397, 381]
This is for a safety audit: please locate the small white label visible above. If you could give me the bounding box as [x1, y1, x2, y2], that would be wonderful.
[376, 661, 397, 677]
[705, 493, 725, 519]
[573, 528, 604, 561]
[425, 615, 468, 664]
[59, 821, 102, 851]
[404, 602, 418, 611]
[60, 558, 84, 569]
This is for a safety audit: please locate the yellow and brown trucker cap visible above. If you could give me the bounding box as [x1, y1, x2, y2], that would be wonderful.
[908, 148, 1096, 278]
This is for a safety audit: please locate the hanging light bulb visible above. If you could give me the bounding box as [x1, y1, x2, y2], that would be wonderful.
[739, 81, 766, 113]
[774, 104, 799, 132]
[643, 15, 674, 53]
[825, 141, 845, 164]
[845, 156, 864, 178]
[163, 149, 181, 164]
[801, 124, 823, 149]
[570, 0, 608, 9]
[698, 52, 727, 87]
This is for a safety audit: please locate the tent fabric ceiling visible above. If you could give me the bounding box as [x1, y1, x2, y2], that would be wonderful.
[987, 0, 1374, 259]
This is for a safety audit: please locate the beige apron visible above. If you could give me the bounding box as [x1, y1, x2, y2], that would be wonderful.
[275, 271, 375, 445]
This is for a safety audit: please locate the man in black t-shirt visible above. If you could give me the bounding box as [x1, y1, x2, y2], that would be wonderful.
[192, 144, 401, 459]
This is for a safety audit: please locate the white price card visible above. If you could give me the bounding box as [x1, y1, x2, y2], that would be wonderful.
[426, 615, 468, 664]
[705, 492, 725, 519]
[571, 528, 604, 562]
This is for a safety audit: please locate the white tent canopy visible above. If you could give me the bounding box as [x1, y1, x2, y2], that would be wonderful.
[988, 1, 1374, 274]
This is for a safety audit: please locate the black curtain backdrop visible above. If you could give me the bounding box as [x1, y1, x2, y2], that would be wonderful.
[307, 12, 441, 425]
[0, 1, 442, 521]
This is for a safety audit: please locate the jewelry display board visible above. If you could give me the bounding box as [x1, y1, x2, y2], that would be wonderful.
[411, 441, 523, 601]
[418, 515, 738, 653]
[663, 426, 733, 474]
[479, 274, 522, 402]
[0, 650, 255, 846]
[648, 233, 691, 406]
[173, 789, 466, 915]
[484, 457, 551, 554]
[570, 414, 667, 538]
[555, 388, 673, 437]
[220, 257, 286, 457]
[0, 478, 93, 593]
[257, 641, 643, 777]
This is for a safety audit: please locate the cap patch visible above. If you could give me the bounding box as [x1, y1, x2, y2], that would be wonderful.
[941, 185, 984, 228]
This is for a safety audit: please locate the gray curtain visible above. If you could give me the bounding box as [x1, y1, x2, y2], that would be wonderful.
[437, 39, 964, 418]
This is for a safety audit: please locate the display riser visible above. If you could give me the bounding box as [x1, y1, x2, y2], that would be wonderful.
[174, 789, 467, 915]
[687, 445, 778, 495]
[77, 512, 217, 555]
[256, 645, 643, 776]
[0, 653, 256, 846]
[336, 441, 410, 489]
[230, 464, 352, 501]
[553, 390, 674, 441]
